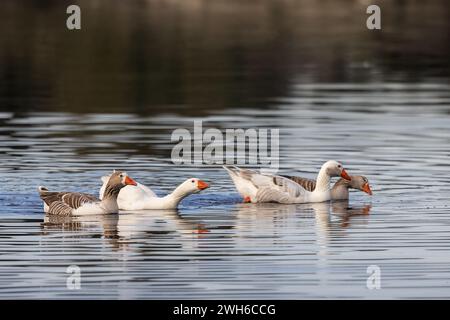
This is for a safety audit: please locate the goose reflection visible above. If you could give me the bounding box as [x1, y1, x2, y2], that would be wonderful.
[41, 209, 210, 253]
[234, 201, 371, 226]
[233, 201, 371, 245]
[331, 201, 372, 228]
[42, 214, 122, 249]
[313, 201, 372, 231]
[116, 209, 209, 239]
[42, 214, 119, 237]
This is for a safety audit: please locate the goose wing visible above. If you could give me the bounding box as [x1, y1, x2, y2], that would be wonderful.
[60, 192, 99, 209]
[134, 181, 157, 198]
[282, 175, 317, 192]
[39, 188, 98, 210]
[47, 201, 75, 216]
[254, 175, 309, 203]
[223, 166, 309, 203]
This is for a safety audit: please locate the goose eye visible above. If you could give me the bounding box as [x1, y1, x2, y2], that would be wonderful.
[120, 174, 123, 178]
[191, 180, 195, 183]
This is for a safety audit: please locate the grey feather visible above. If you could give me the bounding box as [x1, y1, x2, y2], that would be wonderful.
[48, 201, 74, 216]
[283, 175, 317, 192]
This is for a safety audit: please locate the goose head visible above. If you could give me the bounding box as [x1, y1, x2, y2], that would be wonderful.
[107, 171, 137, 188]
[349, 175, 372, 195]
[99, 170, 137, 201]
[324, 160, 351, 181]
[176, 178, 209, 196]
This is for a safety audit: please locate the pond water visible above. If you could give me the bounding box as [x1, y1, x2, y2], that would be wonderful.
[1, 82, 450, 299]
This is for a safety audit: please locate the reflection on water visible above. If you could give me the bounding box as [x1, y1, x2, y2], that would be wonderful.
[42, 202, 371, 254]
[1, 83, 450, 298]
[42, 210, 210, 253]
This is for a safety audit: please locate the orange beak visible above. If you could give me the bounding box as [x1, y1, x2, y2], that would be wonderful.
[362, 183, 372, 195]
[197, 180, 209, 190]
[125, 176, 137, 186]
[340, 169, 351, 181]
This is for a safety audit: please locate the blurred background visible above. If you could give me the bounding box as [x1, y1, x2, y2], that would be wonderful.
[2, 1, 450, 299]
[1, 0, 449, 115]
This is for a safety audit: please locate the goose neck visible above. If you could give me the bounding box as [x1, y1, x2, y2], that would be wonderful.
[314, 166, 331, 193]
[331, 180, 350, 200]
[163, 185, 192, 206]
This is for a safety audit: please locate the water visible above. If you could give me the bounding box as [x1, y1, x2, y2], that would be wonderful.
[1, 82, 450, 299]
[1, 0, 450, 300]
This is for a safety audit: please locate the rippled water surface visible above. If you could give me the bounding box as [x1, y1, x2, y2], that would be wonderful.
[1, 83, 450, 299]
[1, 0, 450, 301]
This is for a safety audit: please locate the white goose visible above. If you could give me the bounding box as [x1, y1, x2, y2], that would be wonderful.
[223, 160, 351, 204]
[99, 173, 209, 210]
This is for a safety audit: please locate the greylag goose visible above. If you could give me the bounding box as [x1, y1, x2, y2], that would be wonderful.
[99, 173, 209, 210]
[283, 175, 372, 200]
[223, 160, 351, 204]
[38, 171, 137, 216]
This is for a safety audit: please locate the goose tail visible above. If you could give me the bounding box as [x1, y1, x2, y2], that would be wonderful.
[38, 186, 49, 194]
[222, 165, 240, 177]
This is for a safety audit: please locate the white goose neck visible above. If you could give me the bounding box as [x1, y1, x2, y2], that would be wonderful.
[162, 184, 192, 207]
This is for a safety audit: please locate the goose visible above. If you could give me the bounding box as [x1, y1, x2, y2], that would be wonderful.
[223, 160, 351, 204]
[99, 173, 209, 210]
[283, 175, 372, 200]
[38, 171, 137, 216]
